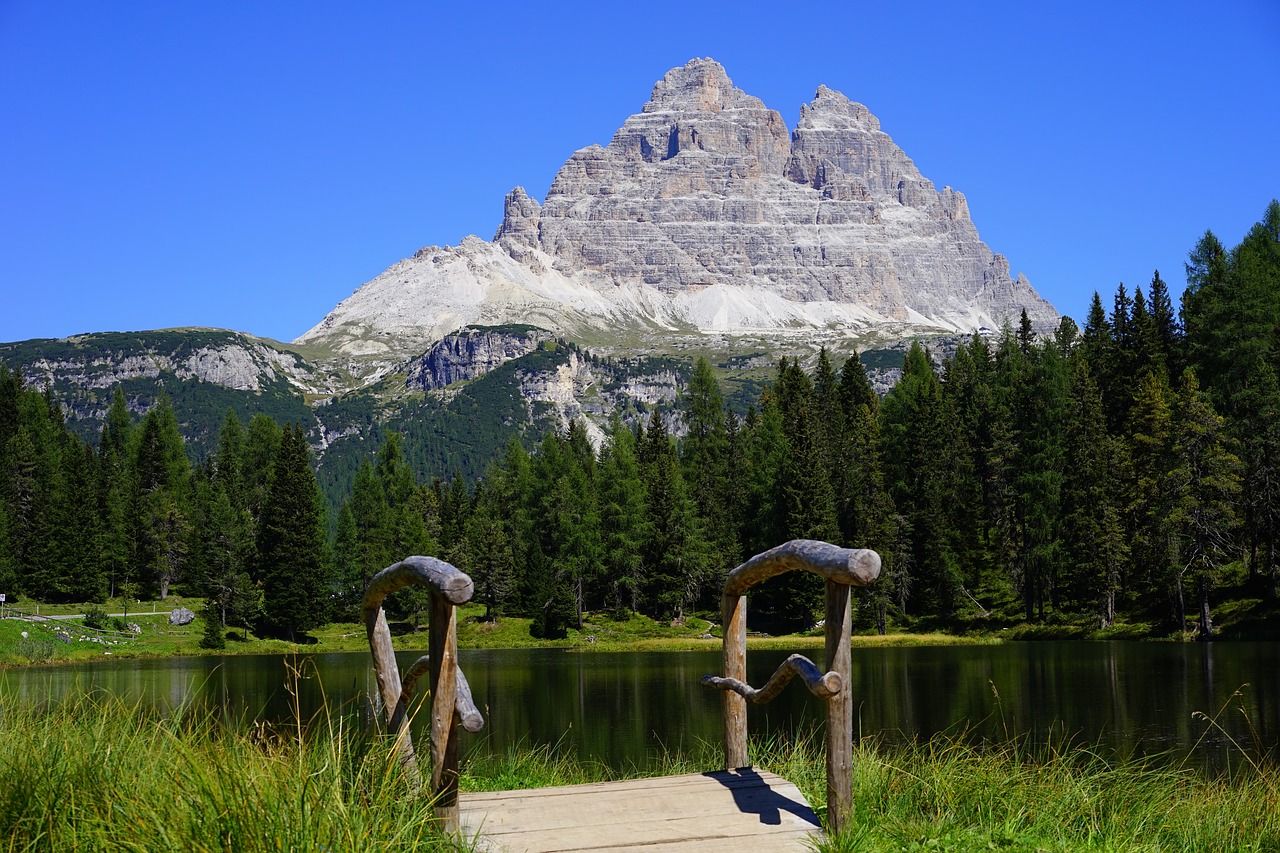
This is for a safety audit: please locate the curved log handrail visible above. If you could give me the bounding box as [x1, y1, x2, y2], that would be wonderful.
[362, 555, 475, 609]
[709, 538, 881, 836]
[724, 539, 880, 596]
[702, 653, 841, 703]
[362, 555, 482, 832]
[389, 654, 485, 735]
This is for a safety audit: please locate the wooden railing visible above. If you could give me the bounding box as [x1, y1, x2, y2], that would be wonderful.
[702, 539, 880, 834]
[362, 556, 485, 831]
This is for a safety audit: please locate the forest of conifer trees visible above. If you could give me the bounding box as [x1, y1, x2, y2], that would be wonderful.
[0, 201, 1276, 642]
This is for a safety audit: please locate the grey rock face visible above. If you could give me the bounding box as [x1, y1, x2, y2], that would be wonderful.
[405, 327, 550, 391]
[299, 58, 1057, 359]
[169, 608, 196, 626]
[18, 334, 329, 396]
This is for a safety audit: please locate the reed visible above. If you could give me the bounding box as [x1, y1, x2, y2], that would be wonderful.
[1, 685, 1275, 852]
[0, 682, 468, 851]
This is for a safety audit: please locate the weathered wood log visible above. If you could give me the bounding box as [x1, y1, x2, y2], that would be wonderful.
[824, 579, 853, 835]
[711, 540, 880, 835]
[429, 590, 461, 829]
[724, 539, 880, 597]
[362, 604, 419, 777]
[361, 555, 475, 610]
[390, 654, 485, 735]
[702, 653, 841, 703]
[361, 555, 481, 832]
[361, 556, 474, 736]
[722, 591, 748, 769]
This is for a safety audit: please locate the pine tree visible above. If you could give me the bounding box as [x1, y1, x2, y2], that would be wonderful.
[194, 473, 256, 637]
[256, 424, 329, 640]
[597, 417, 649, 613]
[331, 501, 361, 615]
[465, 479, 516, 620]
[134, 396, 189, 497]
[5, 412, 56, 597]
[1239, 361, 1280, 597]
[545, 460, 602, 627]
[1148, 270, 1180, 368]
[880, 343, 960, 618]
[939, 338, 994, 594]
[1060, 359, 1128, 624]
[347, 461, 393, 586]
[58, 441, 107, 602]
[680, 358, 736, 589]
[242, 414, 282, 525]
[1125, 370, 1176, 619]
[742, 394, 788, 557]
[1180, 214, 1280, 416]
[641, 437, 707, 622]
[97, 387, 135, 600]
[1010, 342, 1069, 621]
[1166, 370, 1241, 638]
[843, 398, 900, 634]
[213, 409, 247, 510]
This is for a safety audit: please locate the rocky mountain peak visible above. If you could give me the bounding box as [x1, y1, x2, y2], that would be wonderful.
[300, 58, 1058, 363]
[801, 85, 881, 132]
[644, 57, 753, 115]
[494, 186, 541, 247]
[600, 57, 790, 172]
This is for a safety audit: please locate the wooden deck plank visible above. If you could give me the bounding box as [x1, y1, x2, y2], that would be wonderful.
[457, 768, 822, 853]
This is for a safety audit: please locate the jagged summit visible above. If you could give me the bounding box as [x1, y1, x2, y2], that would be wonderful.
[298, 58, 1056, 367]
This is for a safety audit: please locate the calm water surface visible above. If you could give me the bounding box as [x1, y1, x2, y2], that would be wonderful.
[3, 642, 1276, 772]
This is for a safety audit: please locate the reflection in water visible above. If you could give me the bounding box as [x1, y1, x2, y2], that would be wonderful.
[2, 642, 1276, 773]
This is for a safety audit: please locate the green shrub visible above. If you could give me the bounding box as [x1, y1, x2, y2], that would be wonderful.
[83, 604, 108, 630]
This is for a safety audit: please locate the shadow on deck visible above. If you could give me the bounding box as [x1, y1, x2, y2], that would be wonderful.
[456, 767, 822, 853]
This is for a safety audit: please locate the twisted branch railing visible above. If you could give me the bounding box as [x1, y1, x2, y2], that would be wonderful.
[362, 556, 485, 830]
[702, 539, 880, 834]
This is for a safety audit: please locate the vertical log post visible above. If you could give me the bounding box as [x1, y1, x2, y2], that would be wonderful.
[429, 591, 461, 829]
[824, 579, 853, 834]
[706, 540, 879, 835]
[364, 600, 417, 774]
[722, 591, 749, 769]
[362, 556, 479, 834]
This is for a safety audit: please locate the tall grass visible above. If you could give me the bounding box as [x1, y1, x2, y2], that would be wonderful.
[0, 683, 468, 851]
[811, 733, 1280, 852]
[2, 682, 1276, 852]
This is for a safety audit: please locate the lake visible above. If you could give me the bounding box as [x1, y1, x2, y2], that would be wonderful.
[3, 642, 1276, 772]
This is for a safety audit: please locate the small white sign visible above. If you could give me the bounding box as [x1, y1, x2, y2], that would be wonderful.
[0, 593, 6, 602]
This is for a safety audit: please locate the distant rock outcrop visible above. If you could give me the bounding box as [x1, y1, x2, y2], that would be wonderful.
[299, 58, 1056, 360]
[405, 327, 550, 392]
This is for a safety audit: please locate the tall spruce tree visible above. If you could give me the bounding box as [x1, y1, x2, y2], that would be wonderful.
[1167, 370, 1241, 638]
[1239, 361, 1280, 597]
[640, 410, 708, 621]
[256, 424, 329, 641]
[466, 478, 517, 621]
[680, 358, 737, 588]
[1125, 370, 1177, 620]
[598, 417, 648, 613]
[1060, 359, 1128, 624]
[880, 343, 960, 618]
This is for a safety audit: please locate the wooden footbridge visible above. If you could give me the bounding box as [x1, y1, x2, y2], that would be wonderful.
[362, 540, 880, 851]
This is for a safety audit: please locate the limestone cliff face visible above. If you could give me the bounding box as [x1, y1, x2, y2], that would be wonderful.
[14, 333, 325, 395]
[406, 329, 685, 448]
[405, 327, 549, 392]
[298, 58, 1056, 360]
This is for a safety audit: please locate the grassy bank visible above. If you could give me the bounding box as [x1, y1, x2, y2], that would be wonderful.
[0, 602, 997, 666]
[1, 691, 1274, 852]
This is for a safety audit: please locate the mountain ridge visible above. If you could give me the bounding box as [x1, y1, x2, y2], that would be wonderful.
[298, 58, 1056, 372]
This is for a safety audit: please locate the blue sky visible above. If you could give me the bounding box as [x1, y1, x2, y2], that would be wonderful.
[2, 1, 1277, 345]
